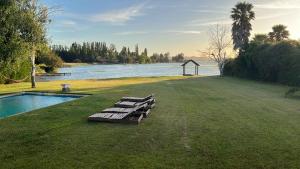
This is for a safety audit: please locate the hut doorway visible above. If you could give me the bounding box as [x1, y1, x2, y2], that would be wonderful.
[181, 60, 200, 76]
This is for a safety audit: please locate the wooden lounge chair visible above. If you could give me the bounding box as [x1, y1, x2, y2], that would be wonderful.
[115, 98, 155, 108]
[88, 94, 156, 124]
[121, 94, 154, 102]
[88, 102, 149, 124]
[88, 113, 144, 124]
[114, 98, 155, 117]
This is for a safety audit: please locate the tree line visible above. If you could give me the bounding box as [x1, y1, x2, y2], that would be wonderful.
[218, 2, 300, 86]
[204, 2, 299, 86]
[52, 42, 185, 64]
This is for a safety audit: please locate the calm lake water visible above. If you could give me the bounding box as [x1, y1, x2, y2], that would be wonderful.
[38, 62, 219, 81]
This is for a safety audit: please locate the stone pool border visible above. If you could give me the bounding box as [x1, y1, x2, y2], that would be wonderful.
[0, 92, 90, 99]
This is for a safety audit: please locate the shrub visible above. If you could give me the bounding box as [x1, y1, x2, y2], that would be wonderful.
[73, 59, 82, 63]
[223, 59, 236, 76]
[0, 57, 31, 84]
[224, 40, 300, 86]
[36, 50, 63, 73]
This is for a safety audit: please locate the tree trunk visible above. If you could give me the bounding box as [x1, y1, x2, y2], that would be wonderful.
[31, 49, 36, 88]
[218, 62, 225, 76]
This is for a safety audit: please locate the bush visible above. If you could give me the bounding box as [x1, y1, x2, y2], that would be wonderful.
[223, 58, 237, 76]
[224, 40, 300, 86]
[73, 59, 82, 63]
[0, 57, 31, 84]
[36, 50, 63, 73]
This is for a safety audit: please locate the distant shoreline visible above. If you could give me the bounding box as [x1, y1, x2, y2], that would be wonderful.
[62, 58, 214, 68]
[62, 62, 187, 67]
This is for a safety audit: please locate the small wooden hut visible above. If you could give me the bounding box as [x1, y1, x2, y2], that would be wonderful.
[181, 60, 200, 76]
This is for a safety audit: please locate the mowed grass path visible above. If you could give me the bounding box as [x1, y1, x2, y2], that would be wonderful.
[0, 76, 300, 169]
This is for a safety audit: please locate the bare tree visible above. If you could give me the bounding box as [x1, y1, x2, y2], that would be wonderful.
[204, 24, 232, 76]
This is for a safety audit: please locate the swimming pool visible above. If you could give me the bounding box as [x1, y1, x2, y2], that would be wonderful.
[0, 92, 83, 119]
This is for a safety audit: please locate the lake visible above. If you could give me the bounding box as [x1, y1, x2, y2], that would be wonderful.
[37, 62, 219, 81]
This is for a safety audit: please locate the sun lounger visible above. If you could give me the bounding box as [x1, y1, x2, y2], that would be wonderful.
[114, 97, 155, 118]
[118, 94, 156, 110]
[121, 94, 154, 102]
[88, 113, 144, 124]
[88, 102, 149, 123]
[115, 98, 155, 108]
[88, 94, 156, 124]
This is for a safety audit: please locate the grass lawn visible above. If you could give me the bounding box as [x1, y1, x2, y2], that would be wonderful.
[0, 76, 300, 169]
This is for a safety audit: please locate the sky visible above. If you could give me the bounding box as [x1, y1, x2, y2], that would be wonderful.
[44, 0, 300, 56]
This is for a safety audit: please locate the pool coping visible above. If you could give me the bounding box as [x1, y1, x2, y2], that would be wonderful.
[0, 92, 90, 99]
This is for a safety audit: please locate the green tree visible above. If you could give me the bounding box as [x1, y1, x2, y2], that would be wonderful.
[163, 53, 170, 63]
[108, 44, 118, 63]
[52, 42, 177, 64]
[150, 53, 160, 63]
[231, 2, 255, 51]
[118, 47, 127, 64]
[172, 53, 185, 62]
[140, 48, 150, 63]
[0, 0, 29, 83]
[268, 24, 289, 42]
[18, 0, 50, 88]
[135, 44, 139, 58]
[143, 48, 148, 57]
[0, 0, 49, 85]
[138, 53, 146, 64]
[223, 40, 300, 86]
[36, 47, 63, 73]
[252, 34, 269, 43]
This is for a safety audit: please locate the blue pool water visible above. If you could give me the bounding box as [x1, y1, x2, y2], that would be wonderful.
[0, 94, 80, 119]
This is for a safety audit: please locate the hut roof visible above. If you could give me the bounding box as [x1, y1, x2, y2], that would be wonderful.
[181, 60, 200, 66]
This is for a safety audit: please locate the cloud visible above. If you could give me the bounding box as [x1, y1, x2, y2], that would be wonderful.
[192, 9, 227, 14]
[255, 0, 300, 9]
[89, 3, 145, 24]
[164, 30, 202, 35]
[60, 20, 76, 27]
[50, 20, 91, 33]
[114, 30, 202, 36]
[188, 11, 294, 27]
[190, 13, 292, 27]
[188, 18, 232, 27]
[114, 31, 149, 35]
[49, 20, 77, 33]
[256, 12, 294, 20]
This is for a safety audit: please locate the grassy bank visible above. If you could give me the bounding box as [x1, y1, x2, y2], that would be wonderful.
[0, 76, 300, 169]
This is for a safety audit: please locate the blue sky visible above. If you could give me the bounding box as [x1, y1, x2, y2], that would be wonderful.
[44, 0, 300, 56]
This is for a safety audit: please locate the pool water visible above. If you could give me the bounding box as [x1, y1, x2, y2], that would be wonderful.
[0, 94, 80, 119]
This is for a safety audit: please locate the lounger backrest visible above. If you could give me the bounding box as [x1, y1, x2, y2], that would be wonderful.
[144, 94, 154, 101]
[121, 94, 154, 102]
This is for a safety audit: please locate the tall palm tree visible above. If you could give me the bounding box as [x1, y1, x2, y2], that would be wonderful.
[231, 2, 255, 51]
[268, 24, 290, 42]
